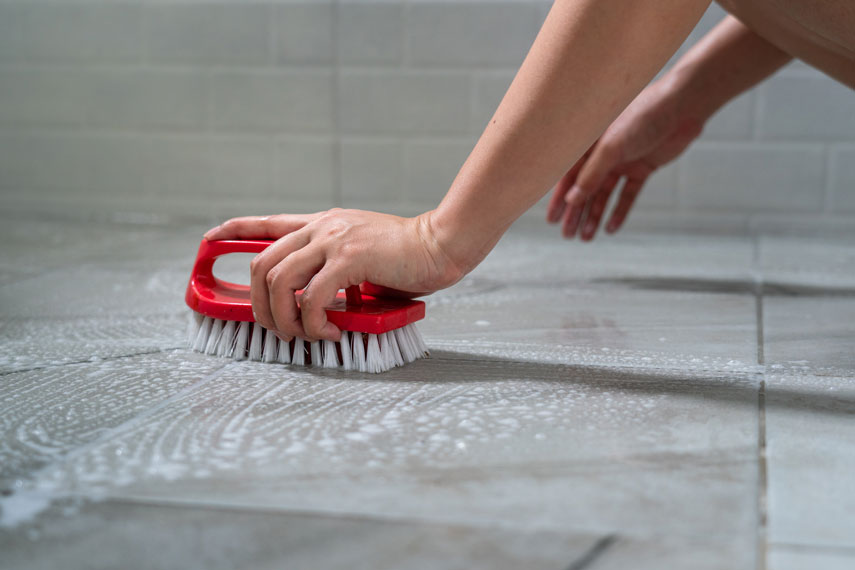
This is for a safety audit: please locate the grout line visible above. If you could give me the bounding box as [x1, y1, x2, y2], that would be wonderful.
[565, 534, 618, 570]
[0, 347, 185, 378]
[752, 236, 768, 570]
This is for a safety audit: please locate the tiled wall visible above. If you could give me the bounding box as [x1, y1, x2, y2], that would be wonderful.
[0, 0, 853, 223]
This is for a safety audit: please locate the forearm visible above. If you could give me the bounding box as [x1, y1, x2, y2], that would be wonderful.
[667, 14, 792, 122]
[428, 0, 710, 272]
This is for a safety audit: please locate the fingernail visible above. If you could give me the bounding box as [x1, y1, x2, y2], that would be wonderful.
[563, 186, 580, 204]
[274, 331, 292, 343]
[585, 221, 595, 234]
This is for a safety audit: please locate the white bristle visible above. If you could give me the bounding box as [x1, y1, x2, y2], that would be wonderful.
[394, 325, 416, 363]
[204, 318, 224, 354]
[262, 328, 278, 363]
[379, 332, 396, 371]
[188, 311, 427, 373]
[216, 320, 237, 357]
[365, 333, 382, 374]
[310, 341, 322, 367]
[322, 339, 339, 368]
[352, 332, 367, 372]
[410, 324, 429, 356]
[188, 312, 203, 346]
[234, 321, 250, 360]
[277, 337, 291, 364]
[292, 337, 305, 366]
[193, 317, 213, 352]
[385, 331, 405, 367]
[339, 331, 352, 370]
[248, 322, 264, 361]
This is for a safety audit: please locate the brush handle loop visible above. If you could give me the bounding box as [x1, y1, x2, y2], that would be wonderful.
[193, 239, 273, 289]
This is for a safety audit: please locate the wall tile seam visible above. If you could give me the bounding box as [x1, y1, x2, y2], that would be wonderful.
[0, 62, 343, 74]
[0, 128, 338, 146]
[0, 61, 529, 73]
[687, 141, 828, 152]
[820, 143, 833, 213]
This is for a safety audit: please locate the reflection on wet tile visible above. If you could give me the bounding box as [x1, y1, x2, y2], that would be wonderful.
[759, 235, 855, 291]
[473, 223, 753, 286]
[766, 373, 855, 548]
[423, 285, 757, 368]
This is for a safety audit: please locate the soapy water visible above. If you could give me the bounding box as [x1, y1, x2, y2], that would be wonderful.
[0, 335, 762, 529]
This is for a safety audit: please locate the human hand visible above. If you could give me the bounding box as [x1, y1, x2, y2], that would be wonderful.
[203, 209, 464, 343]
[546, 77, 705, 240]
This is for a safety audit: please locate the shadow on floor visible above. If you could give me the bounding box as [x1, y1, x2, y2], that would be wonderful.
[594, 276, 855, 297]
[365, 350, 855, 418]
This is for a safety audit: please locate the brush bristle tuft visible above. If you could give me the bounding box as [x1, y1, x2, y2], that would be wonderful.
[187, 312, 428, 373]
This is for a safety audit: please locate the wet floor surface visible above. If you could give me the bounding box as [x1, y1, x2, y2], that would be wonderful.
[0, 212, 853, 569]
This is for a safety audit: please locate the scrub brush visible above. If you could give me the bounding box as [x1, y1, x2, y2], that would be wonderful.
[185, 239, 429, 373]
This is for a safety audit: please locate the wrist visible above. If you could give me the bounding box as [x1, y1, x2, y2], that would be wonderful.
[416, 205, 495, 285]
[662, 63, 723, 125]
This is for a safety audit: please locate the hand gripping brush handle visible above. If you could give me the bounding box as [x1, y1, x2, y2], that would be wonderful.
[185, 239, 428, 372]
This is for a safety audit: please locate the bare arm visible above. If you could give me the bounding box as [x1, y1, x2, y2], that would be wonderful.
[207, 0, 713, 342]
[672, 14, 792, 123]
[546, 14, 793, 240]
[429, 0, 712, 270]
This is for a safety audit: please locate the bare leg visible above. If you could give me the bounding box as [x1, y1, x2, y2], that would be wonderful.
[718, 0, 855, 87]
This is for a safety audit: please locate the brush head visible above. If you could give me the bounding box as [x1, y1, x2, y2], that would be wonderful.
[184, 238, 429, 372]
[187, 313, 428, 373]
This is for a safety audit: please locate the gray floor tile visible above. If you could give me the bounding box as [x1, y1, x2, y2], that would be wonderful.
[766, 372, 855, 549]
[7, 212, 855, 567]
[423, 284, 758, 369]
[0, 498, 752, 570]
[758, 235, 855, 293]
[0, 314, 186, 373]
[5, 358, 758, 544]
[473, 223, 753, 287]
[768, 545, 855, 570]
[0, 351, 225, 493]
[763, 297, 855, 374]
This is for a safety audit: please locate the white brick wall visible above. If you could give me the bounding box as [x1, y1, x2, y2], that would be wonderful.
[0, 0, 852, 225]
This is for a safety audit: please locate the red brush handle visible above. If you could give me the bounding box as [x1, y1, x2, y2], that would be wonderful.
[185, 239, 424, 333]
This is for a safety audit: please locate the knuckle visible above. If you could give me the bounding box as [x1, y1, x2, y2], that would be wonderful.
[300, 290, 315, 309]
[265, 267, 279, 289]
[249, 256, 265, 279]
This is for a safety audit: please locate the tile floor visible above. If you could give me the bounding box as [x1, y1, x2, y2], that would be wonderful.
[0, 211, 853, 569]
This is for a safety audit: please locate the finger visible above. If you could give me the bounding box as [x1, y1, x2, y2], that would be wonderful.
[580, 174, 620, 241]
[266, 246, 326, 340]
[606, 177, 646, 234]
[300, 264, 347, 342]
[566, 142, 621, 208]
[546, 160, 585, 224]
[204, 213, 319, 241]
[560, 197, 585, 239]
[248, 229, 313, 336]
